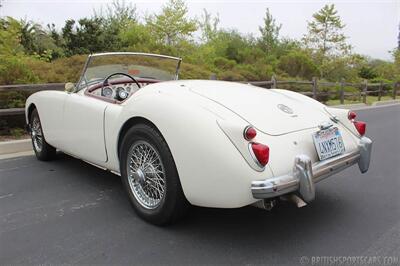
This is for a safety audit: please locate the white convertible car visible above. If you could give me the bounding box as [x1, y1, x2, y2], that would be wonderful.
[26, 52, 372, 224]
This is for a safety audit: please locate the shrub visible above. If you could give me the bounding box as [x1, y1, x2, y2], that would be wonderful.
[213, 57, 236, 70]
[218, 70, 244, 81]
[278, 50, 319, 80]
[180, 62, 212, 79]
[25, 54, 86, 83]
[0, 55, 39, 85]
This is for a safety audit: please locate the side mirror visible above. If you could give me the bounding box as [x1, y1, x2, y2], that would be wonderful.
[65, 82, 75, 93]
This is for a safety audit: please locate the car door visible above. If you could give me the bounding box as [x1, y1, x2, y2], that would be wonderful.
[59, 92, 109, 165]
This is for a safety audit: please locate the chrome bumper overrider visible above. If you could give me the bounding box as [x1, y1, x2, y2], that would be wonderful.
[251, 137, 372, 202]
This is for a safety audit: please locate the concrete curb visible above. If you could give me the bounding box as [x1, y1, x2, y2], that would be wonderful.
[331, 103, 367, 109]
[372, 99, 400, 106]
[0, 150, 34, 160]
[0, 139, 32, 155]
[331, 100, 400, 110]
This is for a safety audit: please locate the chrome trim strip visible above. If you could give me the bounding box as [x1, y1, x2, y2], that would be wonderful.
[75, 54, 93, 93]
[90, 52, 182, 61]
[251, 137, 372, 202]
[175, 58, 181, 80]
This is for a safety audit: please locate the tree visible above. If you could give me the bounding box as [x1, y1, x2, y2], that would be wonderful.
[104, 0, 137, 28]
[394, 49, 400, 71]
[199, 9, 219, 42]
[47, 23, 63, 48]
[20, 20, 43, 54]
[62, 18, 108, 55]
[0, 17, 39, 84]
[119, 22, 158, 53]
[303, 4, 351, 58]
[0, 17, 24, 55]
[89, 0, 138, 51]
[258, 8, 281, 54]
[146, 0, 197, 46]
[19, 19, 63, 60]
[397, 23, 400, 50]
[211, 30, 254, 64]
[370, 59, 398, 81]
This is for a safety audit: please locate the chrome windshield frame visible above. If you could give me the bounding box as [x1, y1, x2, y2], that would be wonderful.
[74, 52, 182, 93]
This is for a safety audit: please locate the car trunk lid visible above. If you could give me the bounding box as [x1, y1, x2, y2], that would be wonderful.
[188, 80, 330, 135]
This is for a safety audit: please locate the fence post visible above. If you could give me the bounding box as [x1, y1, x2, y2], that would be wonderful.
[312, 77, 318, 99]
[271, 75, 277, 88]
[378, 81, 383, 101]
[209, 73, 217, 80]
[340, 79, 345, 104]
[363, 80, 368, 104]
[394, 82, 398, 100]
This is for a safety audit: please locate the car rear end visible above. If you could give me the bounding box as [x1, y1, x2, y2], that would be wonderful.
[219, 109, 372, 208]
[250, 114, 372, 204]
[190, 81, 372, 206]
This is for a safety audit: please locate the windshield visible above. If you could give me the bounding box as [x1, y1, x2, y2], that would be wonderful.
[77, 53, 181, 91]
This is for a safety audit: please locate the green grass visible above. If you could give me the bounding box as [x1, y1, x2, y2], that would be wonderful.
[326, 95, 395, 106]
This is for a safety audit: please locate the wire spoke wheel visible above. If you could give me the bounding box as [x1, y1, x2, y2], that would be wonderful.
[31, 116, 43, 153]
[127, 140, 166, 209]
[120, 124, 189, 224]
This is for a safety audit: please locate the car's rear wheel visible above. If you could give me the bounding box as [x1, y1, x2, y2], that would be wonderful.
[30, 109, 56, 161]
[120, 124, 189, 225]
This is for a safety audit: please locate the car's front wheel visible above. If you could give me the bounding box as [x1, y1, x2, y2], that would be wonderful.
[120, 124, 189, 225]
[30, 109, 57, 161]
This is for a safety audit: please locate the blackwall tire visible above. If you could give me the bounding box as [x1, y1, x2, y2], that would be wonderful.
[30, 109, 57, 161]
[120, 123, 189, 225]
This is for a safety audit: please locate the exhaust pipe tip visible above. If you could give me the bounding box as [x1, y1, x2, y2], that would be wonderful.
[252, 194, 308, 210]
[280, 194, 308, 208]
[252, 199, 276, 211]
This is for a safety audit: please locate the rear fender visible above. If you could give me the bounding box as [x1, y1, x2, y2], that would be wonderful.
[106, 92, 274, 208]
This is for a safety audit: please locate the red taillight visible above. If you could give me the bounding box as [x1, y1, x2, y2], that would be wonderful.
[354, 121, 366, 136]
[251, 143, 270, 166]
[348, 111, 357, 120]
[244, 126, 257, 140]
[348, 111, 366, 135]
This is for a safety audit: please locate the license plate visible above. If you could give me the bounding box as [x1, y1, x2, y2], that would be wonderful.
[313, 127, 345, 161]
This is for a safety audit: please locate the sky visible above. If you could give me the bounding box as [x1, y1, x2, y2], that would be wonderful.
[1, 0, 399, 61]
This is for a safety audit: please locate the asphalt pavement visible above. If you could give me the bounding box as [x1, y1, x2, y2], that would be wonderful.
[0, 104, 399, 265]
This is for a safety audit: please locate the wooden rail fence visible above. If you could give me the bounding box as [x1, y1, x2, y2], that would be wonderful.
[0, 78, 398, 120]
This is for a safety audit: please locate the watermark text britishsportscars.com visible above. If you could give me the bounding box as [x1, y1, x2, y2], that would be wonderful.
[299, 256, 399, 266]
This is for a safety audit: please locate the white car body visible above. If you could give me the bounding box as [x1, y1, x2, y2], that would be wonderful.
[25, 53, 372, 209]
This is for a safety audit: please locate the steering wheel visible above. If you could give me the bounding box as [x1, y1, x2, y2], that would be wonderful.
[101, 72, 141, 98]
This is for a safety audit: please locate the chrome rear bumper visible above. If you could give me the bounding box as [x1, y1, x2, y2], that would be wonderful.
[251, 137, 372, 202]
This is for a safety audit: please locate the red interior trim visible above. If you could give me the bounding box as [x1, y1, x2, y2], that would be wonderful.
[84, 90, 118, 104]
[84, 77, 161, 103]
[87, 77, 161, 93]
